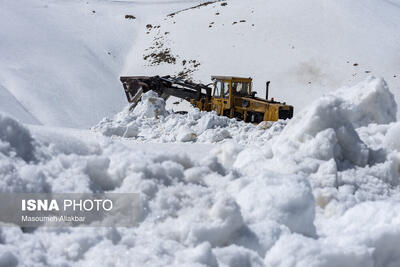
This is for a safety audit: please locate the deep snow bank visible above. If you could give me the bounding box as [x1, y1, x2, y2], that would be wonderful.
[1, 77, 400, 266]
[0, 112, 314, 266]
[233, 78, 400, 214]
[94, 77, 400, 218]
[91, 77, 400, 266]
[93, 90, 287, 144]
[94, 77, 397, 148]
[272, 77, 396, 171]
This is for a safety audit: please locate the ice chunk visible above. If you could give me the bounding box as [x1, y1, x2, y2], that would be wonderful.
[96, 121, 127, 137]
[195, 112, 229, 133]
[123, 122, 139, 138]
[132, 91, 168, 118]
[277, 91, 369, 168]
[176, 126, 197, 142]
[334, 77, 397, 128]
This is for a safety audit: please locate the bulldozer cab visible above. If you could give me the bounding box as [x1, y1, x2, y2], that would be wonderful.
[211, 76, 253, 116]
[212, 76, 252, 96]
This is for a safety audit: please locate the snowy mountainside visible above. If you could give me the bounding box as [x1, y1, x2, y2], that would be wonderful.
[0, 0, 211, 127]
[1, 78, 397, 265]
[0, 0, 133, 127]
[124, 0, 400, 116]
[1, 0, 399, 126]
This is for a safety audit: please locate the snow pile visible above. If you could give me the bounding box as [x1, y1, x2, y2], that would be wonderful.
[233, 78, 400, 213]
[93, 91, 287, 144]
[230, 78, 400, 266]
[94, 91, 169, 138]
[133, 91, 169, 118]
[265, 200, 400, 267]
[332, 77, 397, 127]
[2, 0, 400, 264]
[0, 113, 312, 266]
[266, 77, 396, 176]
[1, 77, 400, 266]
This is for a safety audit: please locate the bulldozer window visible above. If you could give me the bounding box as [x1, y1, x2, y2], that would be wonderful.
[214, 81, 222, 97]
[232, 82, 250, 95]
[223, 82, 230, 98]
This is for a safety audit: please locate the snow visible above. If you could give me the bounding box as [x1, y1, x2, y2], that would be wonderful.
[0, 113, 35, 162]
[125, 0, 400, 118]
[1, 0, 399, 127]
[383, 122, 400, 152]
[93, 90, 285, 144]
[0, 0, 213, 127]
[1, 0, 400, 265]
[266, 200, 400, 267]
[1, 77, 400, 266]
[334, 77, 397, 127]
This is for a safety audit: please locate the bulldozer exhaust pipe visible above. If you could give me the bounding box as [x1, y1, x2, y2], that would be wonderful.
[266, 81, 270, 100]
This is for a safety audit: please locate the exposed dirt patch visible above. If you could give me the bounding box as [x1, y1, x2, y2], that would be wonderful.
[125, 15, 136, 20]
[233, 20, 246, 25]
[142, 4, 207, 79]
[143, 49, 176, 65]
[167, 0, 226, 17]
[176, 60, 201, 79]
[142, 26, 200, 79]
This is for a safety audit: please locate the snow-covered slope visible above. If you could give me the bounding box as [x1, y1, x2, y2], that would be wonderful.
[1, 78, 398, 266]
[0, 0, 211, 127]
[124, 0, 400, 116]
[1, 0, 399, 127]
[0, 0, 130, 127]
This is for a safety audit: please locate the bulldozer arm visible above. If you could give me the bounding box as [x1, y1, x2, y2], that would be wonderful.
[120, 76, 212, 111]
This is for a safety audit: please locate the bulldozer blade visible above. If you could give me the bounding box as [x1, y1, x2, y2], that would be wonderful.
[120, 75, 212, 112]
[128, 88, 143, 111]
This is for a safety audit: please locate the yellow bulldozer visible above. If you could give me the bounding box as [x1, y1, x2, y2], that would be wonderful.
[120, 75, 293, 123]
